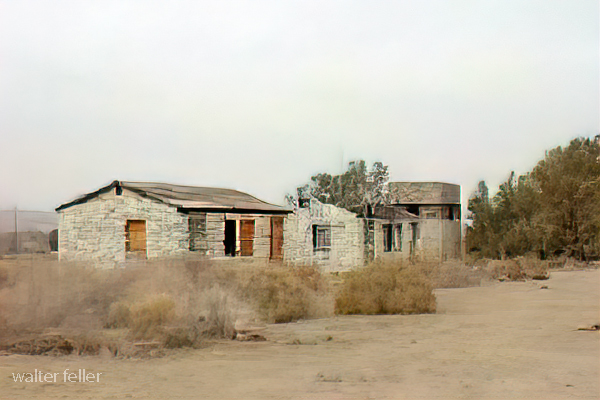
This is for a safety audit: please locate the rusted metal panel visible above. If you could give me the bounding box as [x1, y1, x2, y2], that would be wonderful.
[240, 219, 254, 256]
[270, 217, 284, 260]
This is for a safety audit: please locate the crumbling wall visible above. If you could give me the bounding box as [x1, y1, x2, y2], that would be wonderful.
[283, 200, 363, 272]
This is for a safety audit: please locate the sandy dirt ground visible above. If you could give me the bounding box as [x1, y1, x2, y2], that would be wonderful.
[1, 269, 598, 400]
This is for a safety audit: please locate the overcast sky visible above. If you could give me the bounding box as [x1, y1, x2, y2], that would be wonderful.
[1, 0, 598, 212]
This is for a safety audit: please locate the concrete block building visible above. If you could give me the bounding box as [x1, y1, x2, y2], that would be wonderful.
[387, 182, 461, 262]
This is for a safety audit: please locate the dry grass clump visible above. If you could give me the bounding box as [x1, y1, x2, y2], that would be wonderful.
[236, 265, 333, 323]
[421, 262, 490, 288]
[335, 261, 436, 315]
[0, 256, 335, 355]
[486, 257, 549, 281]
[0, 256, 246, 355]
[107, 295, 176, 340]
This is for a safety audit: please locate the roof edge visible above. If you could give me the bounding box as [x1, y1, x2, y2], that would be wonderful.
[55, 180, 121, 212]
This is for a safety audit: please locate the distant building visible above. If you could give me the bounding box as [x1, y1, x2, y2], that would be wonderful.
[283, 181, 462, 270]
[56, 181, 291, 267]
[0, 210, 58, 254]
[385, 182, 461, 262]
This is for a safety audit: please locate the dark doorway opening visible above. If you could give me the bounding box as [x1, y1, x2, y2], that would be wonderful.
[224, 220, 236, 256]
[383, 224, 393, 252]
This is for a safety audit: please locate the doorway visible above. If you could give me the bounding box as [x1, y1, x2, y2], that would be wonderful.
[224, 220, 236, 256]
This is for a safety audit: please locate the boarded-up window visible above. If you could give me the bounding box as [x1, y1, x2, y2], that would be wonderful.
[125, 220, 146, 256]
[189, 213, 207, 252]
[240, 220, 254, 257]
[270, 217, 284, 260]
[312, 225, 331, 250]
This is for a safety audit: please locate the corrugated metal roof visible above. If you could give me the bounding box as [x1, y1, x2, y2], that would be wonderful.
[56, 181, 291, 214]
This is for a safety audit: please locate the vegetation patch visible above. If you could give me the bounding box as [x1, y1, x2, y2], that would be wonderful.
[237, 265, 333, 323]
[335, 261, 436, 315]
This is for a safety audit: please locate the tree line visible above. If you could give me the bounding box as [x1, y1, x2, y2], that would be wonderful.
[466, 136, 600, 261]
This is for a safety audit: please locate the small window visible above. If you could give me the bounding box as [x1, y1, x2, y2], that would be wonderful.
[383, 224, 393, 252]
[406, 205, 420, 216]
[312, 225, 331, 250]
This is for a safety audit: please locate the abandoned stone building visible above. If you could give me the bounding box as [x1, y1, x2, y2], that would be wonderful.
[56, 180, 461, 269]
[387, 182, 462, 261]
[56, 181, 291, 267]
[282, 182, 461, 271]
[283, 199, 364, 273]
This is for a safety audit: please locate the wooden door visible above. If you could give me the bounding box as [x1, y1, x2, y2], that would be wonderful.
[126, 220, 147, 256]
[240, 220, 254, 256]
[270, 217, 284, 260]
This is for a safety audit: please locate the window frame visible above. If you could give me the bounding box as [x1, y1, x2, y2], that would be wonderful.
[312, 224, 331, 251]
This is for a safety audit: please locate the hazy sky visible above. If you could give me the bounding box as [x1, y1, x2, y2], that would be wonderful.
[1, 0, 598, 212]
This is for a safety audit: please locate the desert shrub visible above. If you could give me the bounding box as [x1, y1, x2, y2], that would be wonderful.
[127, 295, 176, 340]
[105, 302, 131, 329]
[201, 285, 236, 338]
[421, 262, 490, 288]
[239, 266, 333, 323]
[335, 261, 436, 315]
[486, 257, 549, 281]
[515, 257, 549, 279]
[0, 256, 333, 354]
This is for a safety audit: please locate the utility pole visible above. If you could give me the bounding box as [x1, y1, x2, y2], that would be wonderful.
[14, 207, 18, 254]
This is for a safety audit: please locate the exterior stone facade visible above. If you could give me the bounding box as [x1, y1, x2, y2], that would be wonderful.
[58, 189, 189, 267]
[283, 199, 364, 272]
[56, 180, 461, 269]
[56, 181, 290, 268]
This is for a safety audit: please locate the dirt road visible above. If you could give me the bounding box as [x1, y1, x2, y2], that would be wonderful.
[2, 270, 598, 399]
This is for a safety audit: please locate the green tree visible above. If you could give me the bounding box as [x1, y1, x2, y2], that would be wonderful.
[467, 136, 600, 261]
[466, 180, 502, 258]
[293, 160, 390, 217]
[530, 137, 600, 260]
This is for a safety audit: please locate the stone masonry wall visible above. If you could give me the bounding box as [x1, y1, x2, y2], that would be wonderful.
[283, 200, 363, 273]
[58, 188, 188, 268]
